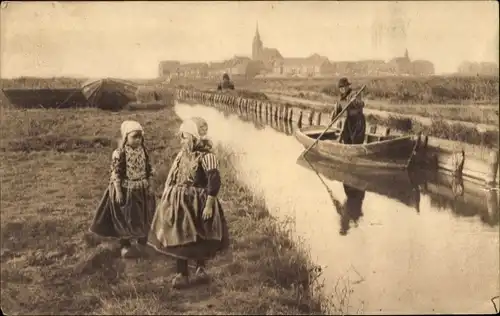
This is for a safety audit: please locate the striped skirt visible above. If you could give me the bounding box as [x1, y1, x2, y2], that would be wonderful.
[89, 182, 156, 239]
[147, 184, 230, 261]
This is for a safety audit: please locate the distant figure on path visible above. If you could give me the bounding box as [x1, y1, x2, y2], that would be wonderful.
[89, 120, 156, 258]
[148, 117, 230, 289]
[331, 77, 366, 144]
[217, 73, 235, 91]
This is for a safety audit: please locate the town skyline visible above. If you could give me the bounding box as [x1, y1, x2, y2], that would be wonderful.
[1, 1, 498, 78]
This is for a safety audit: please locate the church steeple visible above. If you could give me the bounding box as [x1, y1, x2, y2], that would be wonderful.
[252, 21, 263, 60]
[404, 48, 409, 60]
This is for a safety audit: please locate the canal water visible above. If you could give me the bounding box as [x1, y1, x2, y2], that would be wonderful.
[175, 102, 499, 314]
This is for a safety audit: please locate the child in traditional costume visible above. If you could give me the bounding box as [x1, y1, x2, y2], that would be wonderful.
[89, 120, 156, 258]
[148, 117, 230, 289]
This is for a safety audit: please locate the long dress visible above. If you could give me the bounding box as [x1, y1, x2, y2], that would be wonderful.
[147, 147, 230, 261]
[89, 145, 156, 239]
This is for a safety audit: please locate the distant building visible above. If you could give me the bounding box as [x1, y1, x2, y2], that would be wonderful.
[207, 57, 265, 79]
[411, 60, 435, 76]
[387, 49, 435, 76]
[158, 22, 437, 79]
[274, 54, 331, 77]
[175, 63, 209, 78]
[252, 23, 283, 72]
[388, 49, 412, 75]
[252, 24, 334, 77]
[158, 60, 181, 78]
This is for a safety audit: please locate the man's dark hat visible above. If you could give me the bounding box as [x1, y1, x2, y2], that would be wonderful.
[338, 77, 351, 88]
[223, 73, 230, 80]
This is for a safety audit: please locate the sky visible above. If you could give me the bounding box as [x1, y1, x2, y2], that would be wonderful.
[1, 1, 498, 78]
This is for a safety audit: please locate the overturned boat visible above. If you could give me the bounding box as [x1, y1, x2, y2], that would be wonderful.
[81, 78, 139, 111]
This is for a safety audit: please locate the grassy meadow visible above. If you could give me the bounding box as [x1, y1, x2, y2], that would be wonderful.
[0, 106, 340, 315]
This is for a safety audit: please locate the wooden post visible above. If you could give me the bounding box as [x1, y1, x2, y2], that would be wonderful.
[486, 150, 499, 185]
[316, 112, 322, 126]
[451, 149, 465, 178]
[308, 111, 314, 126]
[288, 107, 293, 122]
[297, 110, 303, 128]
[274, 104, 279, 120]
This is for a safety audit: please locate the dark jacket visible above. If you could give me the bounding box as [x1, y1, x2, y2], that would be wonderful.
[332, 89, 366, 144]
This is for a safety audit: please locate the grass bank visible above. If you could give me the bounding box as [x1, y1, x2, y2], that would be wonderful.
[168, 75, 499, 105]
[0, 106, 330, 315]
[3, 75, 499, 105]
[363, 113, 499, 149]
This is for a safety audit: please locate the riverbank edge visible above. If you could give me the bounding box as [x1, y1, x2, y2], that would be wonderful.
[0, 106, 334, 315]
[176, 88, 500, 185]
[175, 87, 498, 150]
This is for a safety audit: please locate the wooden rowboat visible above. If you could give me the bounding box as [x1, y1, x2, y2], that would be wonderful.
[294, 125, 417, 170]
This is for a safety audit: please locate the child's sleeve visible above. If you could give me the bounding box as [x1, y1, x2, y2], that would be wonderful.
[201, 153, 221, 196]
[110, 149, 123, 183]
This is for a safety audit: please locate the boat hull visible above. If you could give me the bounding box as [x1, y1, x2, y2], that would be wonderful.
[294, 125, 417, 170]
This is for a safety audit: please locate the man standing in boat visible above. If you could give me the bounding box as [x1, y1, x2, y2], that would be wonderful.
[331, 77, 366, 145]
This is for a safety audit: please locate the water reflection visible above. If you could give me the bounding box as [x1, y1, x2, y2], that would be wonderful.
[413, 170, 499, 227]
[338, 184, 366, 236]
[175, 102, 499, 314]
[220, 105, 295, 135]
[297, 153, 421, 212]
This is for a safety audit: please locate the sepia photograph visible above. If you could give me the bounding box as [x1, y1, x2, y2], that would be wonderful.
[0, 1, 499, 315]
